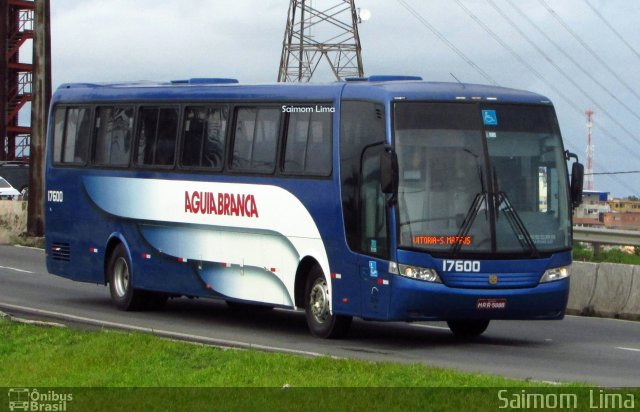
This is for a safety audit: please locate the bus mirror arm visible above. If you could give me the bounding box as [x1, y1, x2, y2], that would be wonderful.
[566, 151, 584, 209]
[380, 145, 399, 206]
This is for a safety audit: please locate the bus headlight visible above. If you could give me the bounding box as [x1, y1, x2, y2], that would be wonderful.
[540, 266, 570, 283]
[391, 263, 442, 283]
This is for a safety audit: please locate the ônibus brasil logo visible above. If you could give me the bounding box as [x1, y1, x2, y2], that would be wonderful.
[7, 388, 73, 411]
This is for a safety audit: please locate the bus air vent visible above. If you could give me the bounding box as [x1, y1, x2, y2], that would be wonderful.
[171, 78, 239, 85]
[51, 243, 71, 262]
[368, 75, 423, 82]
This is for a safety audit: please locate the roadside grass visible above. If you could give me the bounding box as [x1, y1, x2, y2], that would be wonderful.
[5, 317, 638, 411]
[0, 317, 548, 388]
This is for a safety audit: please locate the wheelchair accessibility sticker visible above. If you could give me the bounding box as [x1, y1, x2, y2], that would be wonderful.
[482, 110, 498, 126]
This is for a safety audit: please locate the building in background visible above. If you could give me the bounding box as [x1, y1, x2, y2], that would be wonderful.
[574, 191, 640, 231]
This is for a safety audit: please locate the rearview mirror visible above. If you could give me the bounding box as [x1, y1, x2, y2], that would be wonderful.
[570, 162, 584, 209]
[380, 146, 399, 200]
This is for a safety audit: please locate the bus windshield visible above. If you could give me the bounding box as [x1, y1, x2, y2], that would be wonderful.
[394, 102, 571, 257]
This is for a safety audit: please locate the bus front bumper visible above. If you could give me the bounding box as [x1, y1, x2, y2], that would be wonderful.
[387, 275, 569, 321]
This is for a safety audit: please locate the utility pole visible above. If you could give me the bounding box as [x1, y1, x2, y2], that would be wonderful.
[585, 108, 594, 191]
[278, 0, 365, 82]
[27, 0, 50, 236]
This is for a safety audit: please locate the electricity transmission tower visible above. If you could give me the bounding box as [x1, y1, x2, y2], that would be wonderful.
[278, 0, 365, 82]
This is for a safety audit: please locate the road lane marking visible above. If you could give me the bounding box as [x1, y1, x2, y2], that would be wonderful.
[0, 265, 34, 274]
[0, 302, 331, 359]
[14, 245, 45, 251]
[412, 324, 450, 331]
[616, 347, 640, 353]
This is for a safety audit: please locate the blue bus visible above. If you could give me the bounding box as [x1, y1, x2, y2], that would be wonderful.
[45, 76, 583, 338]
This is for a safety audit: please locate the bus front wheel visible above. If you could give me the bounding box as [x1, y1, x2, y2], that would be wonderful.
[305, 266, 352, 339]
[446, 319, 490, 339]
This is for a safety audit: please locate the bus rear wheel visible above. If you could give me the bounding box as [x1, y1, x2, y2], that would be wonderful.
[305, 266, 351, 339]
[446, 319, 490, 339]
[107, 244, 166, 311]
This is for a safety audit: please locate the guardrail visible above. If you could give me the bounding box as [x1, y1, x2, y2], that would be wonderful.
[573, 226, 640, 253]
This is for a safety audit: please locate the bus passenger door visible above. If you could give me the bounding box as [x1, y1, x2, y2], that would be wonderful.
[359, 145, 391, 320]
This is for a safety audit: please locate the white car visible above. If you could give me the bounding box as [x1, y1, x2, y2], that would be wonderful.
[0, 176, 20, 199]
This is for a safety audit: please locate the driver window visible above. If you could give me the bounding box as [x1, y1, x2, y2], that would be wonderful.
[361, 145, 389, 258]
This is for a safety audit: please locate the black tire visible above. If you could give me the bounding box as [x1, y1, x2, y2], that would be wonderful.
[446, 319, 490, 339]
[305, 265, 352, 338]
[107, 244, 148, 311]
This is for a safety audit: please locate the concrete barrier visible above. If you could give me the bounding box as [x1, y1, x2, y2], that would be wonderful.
[566, 262, 598, 316]
[620, 265, 640, 321]
[0, 200, 27, 244]
[588, 262, 634, 318]
[569, 261, 640, 321]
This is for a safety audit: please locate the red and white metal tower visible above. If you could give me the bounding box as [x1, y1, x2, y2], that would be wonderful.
[1, 0, 35, 161]
[585, 108, 595, 191]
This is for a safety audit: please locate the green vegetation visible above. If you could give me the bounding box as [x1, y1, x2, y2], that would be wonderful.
[2, 317, 637, 411]
[573, 243, 640, 265]
[0, 317, 537, 388]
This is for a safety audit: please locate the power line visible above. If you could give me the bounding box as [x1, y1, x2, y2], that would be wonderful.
[395, 1, 638, 196]
[453, 0, 640, 160]
[583, 0, 640, 63]
[486, 0, 640, 146]
[395, 0, 499, 86]
[585, 155, 639, 195]
[538, 0, 640, 102]
[503, 0, 640, 124]
[485, 0, 640, 162]
[586, 171, 640, 176]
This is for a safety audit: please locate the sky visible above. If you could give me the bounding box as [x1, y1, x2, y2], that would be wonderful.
[48, 0, 640, 198]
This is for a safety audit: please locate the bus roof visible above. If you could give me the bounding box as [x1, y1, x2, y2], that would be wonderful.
[52, 76, 553, 106]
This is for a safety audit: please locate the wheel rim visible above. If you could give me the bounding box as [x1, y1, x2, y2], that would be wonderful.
[309, 278, 330, 324]
[113, 257, 130, 298]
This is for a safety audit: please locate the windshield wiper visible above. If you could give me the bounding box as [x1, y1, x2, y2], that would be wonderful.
[450, 191, 487, 255]
[491, 166, 539, 257]
[450, 165, 486, 256]
[495, 191, 540, 258]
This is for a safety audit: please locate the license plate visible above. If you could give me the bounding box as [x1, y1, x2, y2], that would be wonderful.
[476, 298, 507, 310]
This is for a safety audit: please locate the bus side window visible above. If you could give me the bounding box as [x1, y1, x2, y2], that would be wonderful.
[305, 113, 332, 175]
[94, 106, 134, 166]
[52, 108, 66, 163]
[182, 107, 206, 167]
[53, 107, 91, 165]
[136, 106, 178, 167]
[156, 108, 179, 166]
[284, 111, 310, 173]
[182, 106, 228, 170]
[232, 107, 280, 173]
[283, 109, 331, 176]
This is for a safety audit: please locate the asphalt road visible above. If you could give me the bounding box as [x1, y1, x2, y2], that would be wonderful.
[1, 244, 639, 387]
